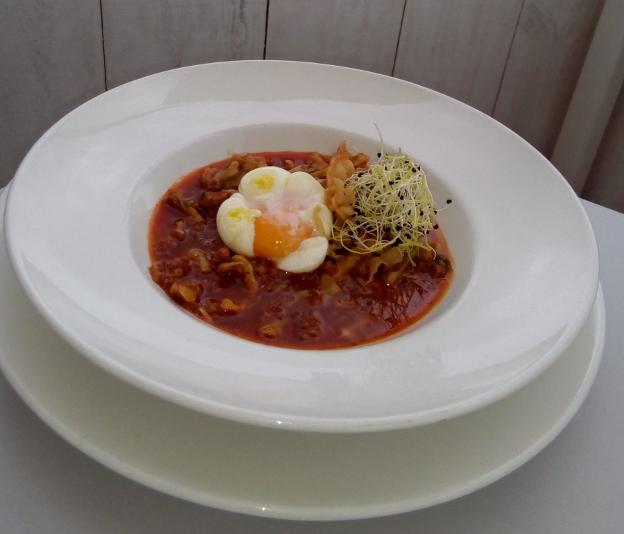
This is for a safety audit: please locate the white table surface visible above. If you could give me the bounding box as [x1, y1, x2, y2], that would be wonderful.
[0, 198, 622, 533]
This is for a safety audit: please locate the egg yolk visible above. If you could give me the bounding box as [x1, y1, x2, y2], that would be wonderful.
[254, 215, 312, 259]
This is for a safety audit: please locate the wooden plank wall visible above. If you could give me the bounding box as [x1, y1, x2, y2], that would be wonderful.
[265, 0, 404, 75]
[0, 0, 105, 189]
[102, 0, 267, 88]
[1, 0, 615, 209]
[583, 85, 624, 213]
[394, 0, 524, 115]
[493, 0, 605, 156]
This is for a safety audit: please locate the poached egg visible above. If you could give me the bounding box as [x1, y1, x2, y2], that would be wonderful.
[216, 166, 333, 273]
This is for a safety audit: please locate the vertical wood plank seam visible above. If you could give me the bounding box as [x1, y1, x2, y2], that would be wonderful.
[391, 0, 408, 77]
[491, 0, 527, 117]
[553, 0, 624, 193]
[263, 0, 270, 59]
[99, 0, 108, 90]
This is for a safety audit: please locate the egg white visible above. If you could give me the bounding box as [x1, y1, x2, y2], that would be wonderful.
[216, 193, 260, 257]
[283, 171, 325, 203]
[217, 167, 335, 273]
[239, 166, 289, 201]
[276, 236, 329, 273]
[300, 202, 333, 237]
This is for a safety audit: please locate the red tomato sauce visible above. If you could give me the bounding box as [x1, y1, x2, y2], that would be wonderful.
[148, 151, 453, 349]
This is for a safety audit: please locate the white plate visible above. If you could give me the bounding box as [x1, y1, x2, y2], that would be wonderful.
[0, 189, 606, 520]
[4, 61, 599, 432]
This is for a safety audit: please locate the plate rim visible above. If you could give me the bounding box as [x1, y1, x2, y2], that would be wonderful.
[2, 60, 600, 432]
[0, 184, 606, 519]
[0, 278, 605, 520]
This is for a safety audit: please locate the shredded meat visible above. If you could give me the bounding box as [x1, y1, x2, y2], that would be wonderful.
[296, 312, 322, 340]
[170, 280, 201, 303]
[320, 274, 340, 295]
[149, 258, 191, 288]
[187, 248, 212, 272]
[431, 256, 452, 278]
[165, 190, 203, 222]
[215, 246, 230, 261]
[288, 152, 330, 179]
[197, 306, 214, 323]
[259, 320, 282, 338]
[219, 298, 242, 314]
[200, 189, 236, 208]
[171, 219, 187, 241]
[233, 153, 268, 173]
[335, 255, 360, 280]
[217, 254, 258, 290]
[217, 160, 240, 179]
[201, 153, 268, 191]
[325, 239, 350, 259]
[366, 247, 404, 284]
[201, 160, 240, 190]
[201, 166, 222, 191]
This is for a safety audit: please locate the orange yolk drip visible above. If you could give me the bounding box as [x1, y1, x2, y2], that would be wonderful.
[254, 215, 312, 259]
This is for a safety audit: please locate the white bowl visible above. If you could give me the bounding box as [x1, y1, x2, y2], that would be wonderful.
[4, 61, 598, 433]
